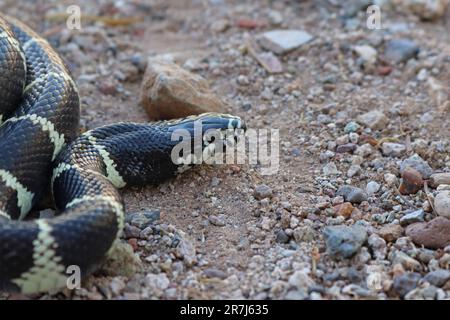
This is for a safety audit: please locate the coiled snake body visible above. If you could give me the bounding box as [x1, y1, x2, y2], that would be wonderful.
[0, 15, 244, 293]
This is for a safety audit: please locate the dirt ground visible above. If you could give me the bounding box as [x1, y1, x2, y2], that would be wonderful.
[1, 0, 449, 300]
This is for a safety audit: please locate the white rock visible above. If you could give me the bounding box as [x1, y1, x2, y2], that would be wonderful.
[366, 181, 381, 195]
[260, 30, 313, 54]
[384, 173, 398, 187]
[145, 273, 170, 292]
[353, 45, 377, 67]
[435, 191, 450, 218]
[268, 10, 283, 25]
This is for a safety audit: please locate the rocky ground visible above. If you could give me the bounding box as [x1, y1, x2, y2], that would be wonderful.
[1, 0, 449, 300]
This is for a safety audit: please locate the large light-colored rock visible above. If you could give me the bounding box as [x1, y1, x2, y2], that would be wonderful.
[140, 59, 223, 120]
[259, 30, 313, 54]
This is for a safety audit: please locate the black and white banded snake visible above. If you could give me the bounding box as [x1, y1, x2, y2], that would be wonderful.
[0, 14, 244, 293]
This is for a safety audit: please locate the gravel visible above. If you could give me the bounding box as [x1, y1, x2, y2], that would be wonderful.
[2, 0, 448, 301]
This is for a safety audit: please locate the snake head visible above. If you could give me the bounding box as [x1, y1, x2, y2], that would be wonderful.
[166, 113, 247, 171]
[165, 113, 245, 133]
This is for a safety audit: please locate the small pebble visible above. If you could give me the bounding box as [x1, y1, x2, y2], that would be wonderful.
[323, 225, 367, 260]
[423, 269, 450, 287]
[378, 224, 404, 242]
[366, 181, 380, 195]
[336, 185, 368, 204]
[384, 39, 419, 64]
[357, 110, 389, 131]
[344, 121, 360, 133]
[253, 184, 273, 200]
[400, 209, 425, 226]
[276, 229, 290, 243]
[209, 214, 226, 226]
[382, 142, 406, 157]
[399, 167, 423, 195]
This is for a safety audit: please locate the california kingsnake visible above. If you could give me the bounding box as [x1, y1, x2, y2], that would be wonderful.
[0, 15, 244, 294]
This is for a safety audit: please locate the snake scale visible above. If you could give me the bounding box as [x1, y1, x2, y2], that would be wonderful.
[0, 14, 244, 294]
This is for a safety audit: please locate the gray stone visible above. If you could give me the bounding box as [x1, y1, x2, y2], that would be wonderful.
[203, 268, 227, 279]
[400, 209, 425, 226]
[126, 210, 160, 229]
[276, 230, 290, 243]
[336, 185, 368, 204]
[355, 143, 374, 157]
[285, 289, 308, 300]
[400, 154, 434, 179]
[260, 30, 313, 54]
[268, 10, 283, 25]
[416, 248, 436, 264]
[392, 273, 422, 298]
[124, 224, 141, 239]
[368, 233, 387, 260]
[336, 143, 357, 154]
[423, 269, 450, 287]
[382, 142, 406, 157]
[323, 225, 368, 260]
[254, 184, 273, 200]
[176, 237, 197, 266]
[384, 39, 419, 63]
[209, 214, 226, 226]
